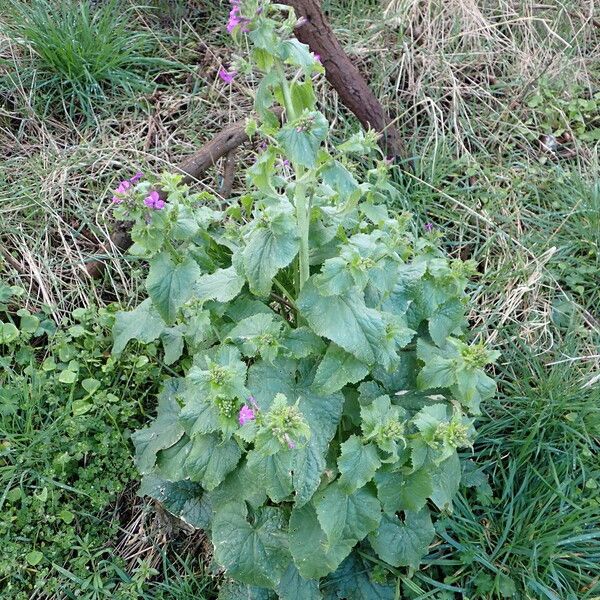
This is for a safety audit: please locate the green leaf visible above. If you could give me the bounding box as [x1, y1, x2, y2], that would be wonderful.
[180, 394, 221, 436]
[212, 503, 290, 589]
[314, 480, 381, 543]
[26, 550, 43, 566]
[428, 299, 465, 346]
[247, 449, 293, 502]
[277, 564, 322, 600]
[0, 322, 19, 344]
[132, 381, 186, 474]
[196, 266, 245, 303]
[312, 343, 369, 395]
[218, 581, 276, 600]
[323, 553, 396, 600]
[183, 433, 242, 490]
[298, 279, 389, 365]
[247, 359, 344, 506]
[429, 452, 461, 511]
[289, 503, 354, 580]
[81, 378, 101, 395]
[454, 368, 497, 413]
[186, 345, 248, 403]
[338, 435, 381, 493]
[374, 467, 432, 513]
[279, 39, 315, 70]
[161, 327, 184, 365]
[368, 509, 435, 568]
[58, 369, 78, 384]
[416, 340, 456, 390]
[112, 299, 166, 355]
[282, 327, 326, 359]
[243, 202, 299, 297]
[207, 459, 267, 511]
[226, 313, 284, 363]
[275, 111, 328, 169]
[20, 314, 40, 334]
[147, 253, 201, 324]
[139, 473, 210, 529]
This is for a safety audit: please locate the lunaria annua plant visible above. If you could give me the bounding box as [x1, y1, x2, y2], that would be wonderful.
[111, 1, 499, 597]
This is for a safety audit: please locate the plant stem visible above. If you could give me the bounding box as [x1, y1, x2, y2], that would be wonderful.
[279, 69, 310, 291]
[294, 172, 310, 290]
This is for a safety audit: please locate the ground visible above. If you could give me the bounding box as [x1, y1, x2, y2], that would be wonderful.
[0, 0, 598, 598]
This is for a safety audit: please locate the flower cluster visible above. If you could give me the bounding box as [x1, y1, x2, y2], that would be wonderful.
[263, 394, 310, 449]
[238, 403, 256, 425]
[112, 171, 143, 204]
[227, 0, 250, 34]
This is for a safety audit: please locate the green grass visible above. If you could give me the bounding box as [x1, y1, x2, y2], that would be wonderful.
[1, 0, 175, 121]
[413, 334, 600, 599]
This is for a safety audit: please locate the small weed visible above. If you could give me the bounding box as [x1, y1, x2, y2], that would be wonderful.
[0, 282, 165, 597]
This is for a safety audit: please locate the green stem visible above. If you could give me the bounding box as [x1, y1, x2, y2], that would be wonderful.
[279, 67, 310, 292]
[294, 173, 310, 290]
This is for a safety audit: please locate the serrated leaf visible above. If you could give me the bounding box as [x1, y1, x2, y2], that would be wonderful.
[312, 343, 369, 395]
[139, 473, 210, 529]
[298, 278, 389, 365]
[279, 39, 315, 70]
[131, 380, 186, 474]
[195, 266, 245, 303]
[207, 459, 267, 511]
[282, 327, 326, 359]
[338, 435, 381, 493]
[323, 553, 396, 600]
[243, 203, 299, 297]
[374, 467, 433, 514]
[187, 344, 248, 403]
[428, 299, 465, 346]
[429, 452, 461, 511]
[275, 111, 328, 169]
[184, 434, 241, 490]
[161, 327, 184, 365]
[289, 503, 354, 580]
[247, 359, 344, 506]
[218, 581, 276, 600]
[112, 298, 166, 355]
[180, 394, 221, 436]
[226, 313, 284, 363]
[314, 481, 381, 543]
[369, 509, 435, 568]
[277, 564, 322, 600]
[213, 503, 290, 589]
[247, 449, 293, 502]
[147, 253, 201, 324]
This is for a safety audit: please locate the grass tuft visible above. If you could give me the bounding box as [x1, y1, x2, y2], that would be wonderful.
[1, 0, 171, 120]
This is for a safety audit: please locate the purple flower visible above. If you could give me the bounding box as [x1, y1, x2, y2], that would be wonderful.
[314, 53, 321, 63]
[115, 180, 131, 194]
[226, 3, 250, 33]
[144, 190, 165, 210]
[239, 404, 256, 426]
[218, 67, 237, 84]
[424, 222, 434, 232]
[283, 433, 296, 449]
[130, 171, 143, 183]
[111, 196, 122, 204]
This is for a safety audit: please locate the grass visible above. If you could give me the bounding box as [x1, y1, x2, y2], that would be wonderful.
[417, 334, 600, 599]
[0, 0, 598, 597]
[1, 0, 174, 122]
